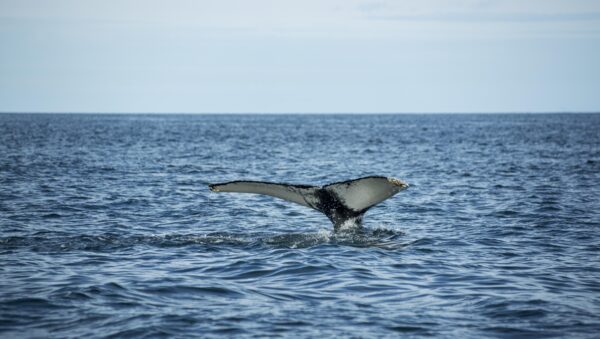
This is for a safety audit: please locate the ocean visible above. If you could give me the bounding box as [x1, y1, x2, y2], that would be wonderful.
[1, 113, 599, 338]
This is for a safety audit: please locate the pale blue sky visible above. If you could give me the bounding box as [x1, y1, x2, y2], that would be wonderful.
[1, 0, 599, 113]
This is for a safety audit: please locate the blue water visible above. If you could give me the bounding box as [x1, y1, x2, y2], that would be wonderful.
[1, 113, 599, 338]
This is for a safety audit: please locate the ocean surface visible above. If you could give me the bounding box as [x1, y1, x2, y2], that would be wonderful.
[1, 113, 599, 338]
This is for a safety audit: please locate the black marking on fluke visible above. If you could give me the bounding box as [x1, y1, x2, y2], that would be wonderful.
[313, 189, 362, 228]
[208, 176, 408, 231]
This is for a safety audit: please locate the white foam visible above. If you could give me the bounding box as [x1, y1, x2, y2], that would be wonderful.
[336, 217, 362, 232]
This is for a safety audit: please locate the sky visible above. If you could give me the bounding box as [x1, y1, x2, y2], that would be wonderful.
[0, 0, 599, 113]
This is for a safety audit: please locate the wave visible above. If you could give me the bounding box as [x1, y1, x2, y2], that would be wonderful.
[0, 228, 408, 253]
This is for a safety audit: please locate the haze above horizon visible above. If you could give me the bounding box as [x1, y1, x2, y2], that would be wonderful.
[1, 0, 599, 113]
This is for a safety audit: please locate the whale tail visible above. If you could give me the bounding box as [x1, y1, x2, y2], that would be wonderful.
[208, 176, 408, 231]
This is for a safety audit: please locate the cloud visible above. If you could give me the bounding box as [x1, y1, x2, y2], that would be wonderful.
[1, 0, 599, 39]
[357, 0, 600, 22]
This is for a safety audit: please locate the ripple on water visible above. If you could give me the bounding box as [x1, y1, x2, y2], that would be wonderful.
[1, 114, 600, 337]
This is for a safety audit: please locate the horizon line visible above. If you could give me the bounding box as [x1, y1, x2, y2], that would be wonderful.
[1, 111, 599, 115]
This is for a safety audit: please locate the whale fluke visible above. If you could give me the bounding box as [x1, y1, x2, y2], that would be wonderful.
[208, 176, 408, 231]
